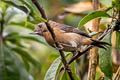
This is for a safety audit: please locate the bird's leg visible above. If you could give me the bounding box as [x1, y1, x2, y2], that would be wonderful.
[60, 43, 78, 56]
[60, 43, 72, 47]
[53, 43, 64, 50]
[72, 49, 78, 56]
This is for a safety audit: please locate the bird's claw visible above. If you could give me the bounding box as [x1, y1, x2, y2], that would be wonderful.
[58, 45, 64, 50]
[53, 44, 64, 50]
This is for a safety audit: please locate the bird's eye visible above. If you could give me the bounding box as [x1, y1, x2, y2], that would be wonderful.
[38, 24, 42, 28]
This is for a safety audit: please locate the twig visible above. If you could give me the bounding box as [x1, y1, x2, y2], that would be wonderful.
[68, 26, 113, 64]
[0, 14, 4, 38]
[0, 12, 5, 80]
[32, 0, 74, 79]
[113, 66, 120, 80]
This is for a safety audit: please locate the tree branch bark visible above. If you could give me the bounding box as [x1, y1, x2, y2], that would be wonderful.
[113, 66, 120, 80]
[87, 0, 100, 80]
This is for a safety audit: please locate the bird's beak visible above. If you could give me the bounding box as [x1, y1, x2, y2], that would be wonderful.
[29, 31, 39, 35]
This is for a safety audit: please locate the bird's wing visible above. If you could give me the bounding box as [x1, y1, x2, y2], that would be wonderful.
[48, 20, 91, 38]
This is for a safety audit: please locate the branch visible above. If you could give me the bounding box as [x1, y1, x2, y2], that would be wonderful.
[113, 66, 120, 80]
[31, 0, 74, 79]
[87, 0, 100, 79]
[59, 25, 113, 72]
[68, 26, 113, 65]
[0, 13, 5, 41]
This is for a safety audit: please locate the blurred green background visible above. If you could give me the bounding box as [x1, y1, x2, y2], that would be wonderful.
[1, 0, 117, 80]
[0, 0, 84, 80]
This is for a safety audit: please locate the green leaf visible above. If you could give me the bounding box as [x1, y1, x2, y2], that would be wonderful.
[5, 11, 35, 30]
[22, 0, 46, 23]
[61, 71, 70, 80]
[71, 61, 80, 80]
[98, 32, 113, 79]
[4, 0, 29, 12]
[44, 57, 62, 80]
[0, 44, 30, 80]
[78, 10, 111, 29]
[3, 0, 46, 23]
[4, 32, 18, 38]
[5, 32, 26, 48]
[22, 57, 30, 71]
[8, 13, 27, 25]
[0, 1, 8, 14]
[12, 48, 41, 69]
[3, 0, 29, 13]
[0, 11, 2, 21]
[10, 21, 35, 30]
[0, 39, 5, 80]
[71, 61, 76, 74]
[4, 8, 18, 25]
[7, 33, 47, 45]
[95, 70, 101, 80]
[112, 0, 120, 10]
[44, 53, 71, 80]
[12, 39, 26, 48]
[1, 7, 34, 30]
[18, 35, 47, 45]
[6, 32, 47, 48]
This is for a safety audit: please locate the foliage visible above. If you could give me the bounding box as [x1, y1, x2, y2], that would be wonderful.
[44, 56, 62, 80]
[0, 1, 46, 80]
[98, 32, 113, 79]
[3, 0, 46, 23]
[1, 0, 120, 80]
[78, 10, 111, 29]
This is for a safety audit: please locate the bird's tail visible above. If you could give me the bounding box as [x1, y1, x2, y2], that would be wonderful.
[91, 39, 111, 49]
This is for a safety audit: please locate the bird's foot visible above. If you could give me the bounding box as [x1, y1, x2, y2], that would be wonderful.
[53, 44, 64, 51]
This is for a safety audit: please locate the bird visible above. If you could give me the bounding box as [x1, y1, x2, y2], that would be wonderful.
[32, 20, 110, 52]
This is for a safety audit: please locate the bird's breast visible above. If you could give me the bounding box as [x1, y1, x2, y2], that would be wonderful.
[43, 32, 55, 47]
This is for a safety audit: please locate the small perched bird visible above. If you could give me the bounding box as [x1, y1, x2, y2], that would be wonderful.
[32, 20, 109, 52]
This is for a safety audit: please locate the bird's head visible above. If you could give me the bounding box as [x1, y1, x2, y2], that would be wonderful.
[31, 22, 48, 36]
